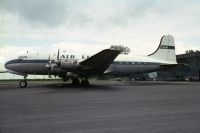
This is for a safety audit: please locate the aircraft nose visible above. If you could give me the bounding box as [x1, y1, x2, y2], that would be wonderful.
[5, 61, 11, 70]
[4, 60, 16, 70]
[4, 59, 24, 74]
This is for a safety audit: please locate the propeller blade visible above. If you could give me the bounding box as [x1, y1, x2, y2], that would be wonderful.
[57, 49, 60, 60]
[48, 54, 51, 63]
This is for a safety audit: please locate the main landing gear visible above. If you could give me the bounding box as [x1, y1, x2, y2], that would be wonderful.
[81, 78, 90, 87]
[19, 76, 28, 88]
[72, 77, 80, 86]
[72, 77, 90, 87]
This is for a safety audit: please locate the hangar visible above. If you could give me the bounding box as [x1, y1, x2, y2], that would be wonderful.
[157, 51, 200, 81]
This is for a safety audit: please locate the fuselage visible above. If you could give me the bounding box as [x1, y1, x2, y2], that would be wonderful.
[4, 54, 173, 76]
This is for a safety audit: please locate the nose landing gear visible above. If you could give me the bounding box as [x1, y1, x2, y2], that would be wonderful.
[19, 76, 28, 88]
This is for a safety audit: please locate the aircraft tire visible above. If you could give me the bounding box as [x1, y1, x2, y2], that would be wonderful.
[72, 78, 80, 86]
[19, 80, 27, 88]
[81, 79, 90, 87]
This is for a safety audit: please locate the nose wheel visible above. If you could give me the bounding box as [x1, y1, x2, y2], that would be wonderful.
[19, 76, 28, 88]
[19, 80, 27, 88]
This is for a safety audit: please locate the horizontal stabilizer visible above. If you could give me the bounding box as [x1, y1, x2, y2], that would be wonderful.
[79, 49, 120, 75]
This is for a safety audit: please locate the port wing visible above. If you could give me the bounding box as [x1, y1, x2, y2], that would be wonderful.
[79, 49, 120, 75]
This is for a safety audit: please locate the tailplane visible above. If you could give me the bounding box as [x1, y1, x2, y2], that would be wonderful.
[148, 35, 177, 64]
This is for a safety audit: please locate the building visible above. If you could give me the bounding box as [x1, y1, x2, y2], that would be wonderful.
[157, 51, 200, 81]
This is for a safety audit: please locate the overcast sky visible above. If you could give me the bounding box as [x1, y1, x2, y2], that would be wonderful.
[0, 0, 200, 64]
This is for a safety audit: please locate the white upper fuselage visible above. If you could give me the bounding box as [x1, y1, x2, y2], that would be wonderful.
[114, 54, 177, 64]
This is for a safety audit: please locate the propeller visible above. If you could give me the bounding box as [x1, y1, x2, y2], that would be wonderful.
[47, 48, 60, 66]
[45, 49, 61, 78]
[45, 54, 56, 78]
[54, 49, 61, 65]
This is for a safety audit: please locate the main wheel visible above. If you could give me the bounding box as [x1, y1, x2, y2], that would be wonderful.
[81, 79, 90, 87]
[72, 78, 80, 86]
[19, 80, 27, 88]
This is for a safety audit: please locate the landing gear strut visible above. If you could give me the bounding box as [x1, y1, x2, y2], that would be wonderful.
[81, 78, 90, 87]
[72, 77, 80, 86]
[19, 76, 27, 88]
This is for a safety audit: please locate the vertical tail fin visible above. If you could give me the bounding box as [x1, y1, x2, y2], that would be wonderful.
[148, 35, 177, 64]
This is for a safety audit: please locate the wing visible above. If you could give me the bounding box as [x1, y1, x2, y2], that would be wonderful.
[78, 49, 120, 75]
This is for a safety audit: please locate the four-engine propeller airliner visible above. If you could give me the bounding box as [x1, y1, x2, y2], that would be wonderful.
[4, 34, 179, 88]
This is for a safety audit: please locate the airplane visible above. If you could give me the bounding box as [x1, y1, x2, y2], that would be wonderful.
[4, 34, 179, 88]
[105, 34, 179, 75]
[4, 49, 120, 88]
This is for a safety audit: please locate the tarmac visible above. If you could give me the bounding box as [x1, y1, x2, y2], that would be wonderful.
[0, 80, 200, 133]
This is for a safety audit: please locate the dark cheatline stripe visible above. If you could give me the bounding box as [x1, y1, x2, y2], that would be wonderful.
[112, 61, 160, 65]
[21, 60, 49, 63]
[159, 45, 175, 49]
[5, 59, 49, 65]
